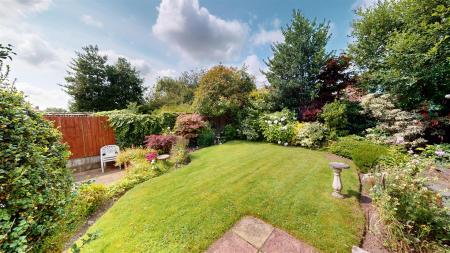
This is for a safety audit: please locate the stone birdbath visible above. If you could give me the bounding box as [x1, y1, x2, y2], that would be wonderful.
[329, 162, 350, 198]
[157, 154, 170, 161]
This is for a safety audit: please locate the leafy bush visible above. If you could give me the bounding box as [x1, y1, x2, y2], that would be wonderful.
[145, 134, 176, 154]
[193, 65, 255, 117]
[170, 137, 190, 167]
[115, 147, 149, 167]
[361, 93, 427, 148]
[327, 135, 389, 173]
[73, 183, 108, 217]
[372, 156, 450, 252]
[417, 144, 450, 167]
[222, 124, 237, 141]
[259, 109, 296, 144]
[238, 89, 274, 141]
[174, 113, 207, 140]
[319, 100, 370, 136]
[98, 110, 178, 148]
[291, 122, 327, 148]
[0, 85, 72, 252]
[197, 127, 215, 147]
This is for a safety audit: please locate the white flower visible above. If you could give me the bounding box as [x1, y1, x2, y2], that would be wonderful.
[151, 159, 156, 164]
[435, 150, 446, 157]
[268, 121, 272, 124]
[284, 142, 288, 146]
[274, 120, 278, 124]
[277, 140, 281, 144]
[281, 117, 286, 121]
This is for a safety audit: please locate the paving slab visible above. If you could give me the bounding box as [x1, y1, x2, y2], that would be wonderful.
[232, 216, 274, 248]
[205, 217, 318, 253]
[205, 231, 257, 253]
[261, 228, 319, 253]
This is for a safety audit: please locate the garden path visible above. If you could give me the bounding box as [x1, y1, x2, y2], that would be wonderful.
[205, 216, 318, 253]
[74, 167, 125, 185]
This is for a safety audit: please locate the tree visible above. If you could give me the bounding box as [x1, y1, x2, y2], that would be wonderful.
[264, 10, 332, 113]
[193, 65, 255, 118]
[0, 44, 15, 82]
[146, 69, 203, 111]
[105, 57, 145, 109]
[349, 0, 450, 114]
[63, 45, 145, 112]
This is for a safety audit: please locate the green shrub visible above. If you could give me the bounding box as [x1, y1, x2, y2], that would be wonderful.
[327, 135, 389, 173]
[115, 147, 149, 166]
[197, 127, 215, 147]
[291, 122, 327, 148]
[222, 124, 237, 141]
[73, 183, 109, 217]
[320, 100, 372, 137]
[0, 85, 72, 252]
[170, 137, 190, 167]
[372, 156, 450, 252]
[98, 110, 178, 148]
[259, 109, 296, 144]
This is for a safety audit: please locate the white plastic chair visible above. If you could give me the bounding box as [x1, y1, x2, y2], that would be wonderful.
[100, 145, 120, 173]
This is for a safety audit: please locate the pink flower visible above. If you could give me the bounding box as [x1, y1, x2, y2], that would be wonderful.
[146, 151, 158, 162]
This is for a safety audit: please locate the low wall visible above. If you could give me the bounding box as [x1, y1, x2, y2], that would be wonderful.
[68, 156, 101, 172]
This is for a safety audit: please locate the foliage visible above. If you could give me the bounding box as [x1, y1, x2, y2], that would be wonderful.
[197, 127, 215, 147]
[98, 110, 178, 148]
[327, 135, 389, 173]
[222, 124, 237, 142]
[298, 54, 357, 120]
[319, 99, 371, 136]
[153, 104, 194, 114]
[361, 93, 427, 148]
[372, 155, 450, 251]
[0, 85, 72, 252]
[174, 113, 207, 139]
[259, 109, 296, 144]
[147, 73, 199, 111]
[145, 134, 176, 154]
[291, 122, 327, 149]
[63, 45, 145, 112]
[44, 107, 68, 113]
[0, 43, 15, 82]
[264, 10, 332, 112]
[145, 151, 158, 163]
[73, 183, 108, 218]
[115, 147, 149, 167]
[169, 137, 190, 167]
[349, 0, 450, 113]
[193, 65, 256, 117]
[417, 144, 450, 168]
[238, 89, 274, 141]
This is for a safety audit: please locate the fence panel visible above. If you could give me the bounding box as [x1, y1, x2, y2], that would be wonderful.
[44, 114, 116, 159]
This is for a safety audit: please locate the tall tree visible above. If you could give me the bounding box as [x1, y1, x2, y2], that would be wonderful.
[63, 45, 145, 112]
[193, 65, 255, 118]
[349, 0, 450, 114]
[264, 10, 332, 113]
[105, 57, 145, 108]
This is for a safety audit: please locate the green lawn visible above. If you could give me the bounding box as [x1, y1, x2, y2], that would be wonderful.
[79, 141, 364, 253]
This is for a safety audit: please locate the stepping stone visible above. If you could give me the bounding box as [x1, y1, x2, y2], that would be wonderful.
[260, 228, 319, 253]
[231, 216, 274, 248]
[205, 231, 257, 253]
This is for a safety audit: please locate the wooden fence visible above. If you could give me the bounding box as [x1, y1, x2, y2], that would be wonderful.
[44, 113, 116, 159]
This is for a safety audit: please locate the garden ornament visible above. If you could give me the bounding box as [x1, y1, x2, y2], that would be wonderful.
[329, 162, 350, 198]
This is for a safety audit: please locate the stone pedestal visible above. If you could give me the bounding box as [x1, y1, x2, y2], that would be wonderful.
[329, 162, 350, 198]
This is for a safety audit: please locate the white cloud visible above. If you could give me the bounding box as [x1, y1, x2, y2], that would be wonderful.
[15, 82, 70, 109]
[242, 54, 268, 87]
[152, 0, 248, 62]
[81, 15, 103, 28]
[253, 28, 283, 46]
[0, 0, 52, 19]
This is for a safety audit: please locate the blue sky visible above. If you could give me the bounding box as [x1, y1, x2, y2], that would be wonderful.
[0, 0, 374, 109]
